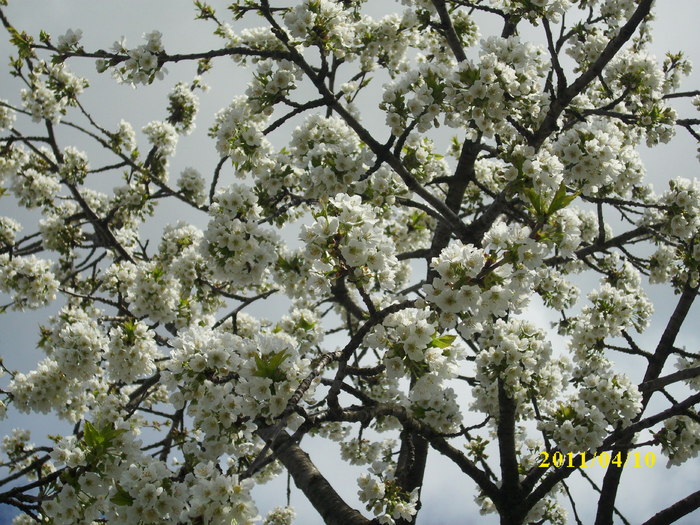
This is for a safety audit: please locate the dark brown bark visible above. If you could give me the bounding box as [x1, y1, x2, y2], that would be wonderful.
[496, 381, 523, 525]
[394, 431, 429, 525]
[430, 0, 468, 63]
[429, 139, 479, 258]
[641, 490, 700, 525]
[595, 283, 698, 525]
[258, 426, 372, 525]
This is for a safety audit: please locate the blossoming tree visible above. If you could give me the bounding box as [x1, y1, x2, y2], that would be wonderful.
[1, 0, 699, 524]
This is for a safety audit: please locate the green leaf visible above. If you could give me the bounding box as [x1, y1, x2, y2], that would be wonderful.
[110, 485, 135, 506]
[8, 26, 35, 59]
[254, 350, 291, 382]
[297, 316, 315, 331]
[547, 182, 578, 215]
[430, 334, 456, 349]
[83, 421, 99, 448]
[524, 187, 545, 217]
[83, 421, 125, 453]
[254, 353, 266, 371]
[268, 349, 290, 370]
[194, 1, 216, 20]
[102, 426, 127, 444]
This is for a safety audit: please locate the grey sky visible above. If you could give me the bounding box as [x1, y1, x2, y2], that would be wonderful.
[1, 1, 699, 524]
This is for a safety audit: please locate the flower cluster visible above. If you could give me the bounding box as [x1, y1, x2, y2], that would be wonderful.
[211, 96, 271, 170]
[176, 166, 207, 206]
[283, 0, 354, 57]
[9, 307, 106, 421]
[365, 308, 463, 431]
[473, 319, 566, 417]
[112, 119, 137, 153]
[410, 373, 462, 433]
[0, 100, 16, 130]
[288, 114, 373, 199]
[110, 223, 216, 329]
[539, 402, 606, 454]
[223, 25, 288, 58]
[340, 437, 396, 466]
[357, 462, 419, 525]
[142, 120, 178, 157]
[158, 221, 204, 269]
[0, 429, 47, 497]
[264, 506, 296, 525]
[9, 165, 61, 209]
[106, 320, 160, 383]
[56, 28, 83, 52]
[180, 462, 258, 524]
[381, 62, 450, 135]
[399, 135, 450, 184]
[163, 324, 311, 456]
[568, 259, 653, 357]
[246, 59, 301, 114]
[300, 193, 400, 295]
[10, 359, 85, 418]
[509, 144, 565, 195]
[444, 36, 548, 138]
[21, 78, 66, 123]
[494, 0, 571, 23]
[0, 216, 21, 247]
[369, 308, 457, 378]
[104, 31, 166, 85]
[275, 307, 324, 354]
[578, 372, 642, 425]
[352, 12, 416, 74]
[44, 307, 107, 382]
[554, 117, 646, 197]
[126, 261, 181, 324]
[0, 254, 59, 310]
[539, 351, 642, 453]
[166, 81, 199, 134]
[424, 232, 538, 337]
[1, 429, 33, 467]
[423, 240, 486, 334]
[203, 184, 279, 289]
[20, 63, 87, 123]
[232, 331, 310, 421]
[657, 416, 700, 467]
[605, 50, 676, 145]
[58, 145, 89, 184]
[645, 177, 700, 288]
[535, 267, 580, 310]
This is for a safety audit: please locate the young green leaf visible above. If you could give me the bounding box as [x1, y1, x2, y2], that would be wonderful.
[430, 334, 456, 349]
[110, 485, 135, 506]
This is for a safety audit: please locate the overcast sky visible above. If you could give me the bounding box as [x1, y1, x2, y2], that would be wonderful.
[1, 1, 699, 524]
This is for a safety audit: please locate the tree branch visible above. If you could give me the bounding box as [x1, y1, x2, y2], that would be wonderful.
[257, 426, 372, 525]
[532, 0, 655, 148]
[641, 489, 700, 525]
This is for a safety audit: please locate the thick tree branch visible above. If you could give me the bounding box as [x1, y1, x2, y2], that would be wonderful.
[496, 381, 522, 524]
[639, 366, 700, 394]
[430, 0, 467, 62]
[258, 427, 372, 525]
[641, 489, 700, 525]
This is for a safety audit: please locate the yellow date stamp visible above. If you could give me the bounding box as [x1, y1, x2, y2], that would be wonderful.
[538, 450, 657, 468]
